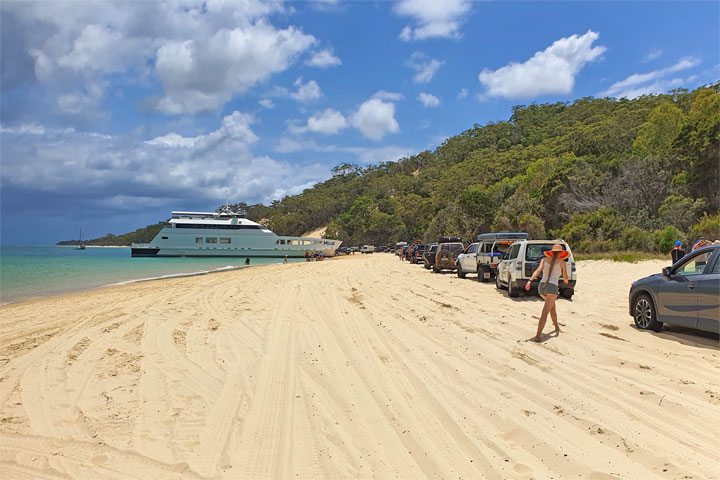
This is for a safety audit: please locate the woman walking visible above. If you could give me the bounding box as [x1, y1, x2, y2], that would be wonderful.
[525, 244, 570, 342]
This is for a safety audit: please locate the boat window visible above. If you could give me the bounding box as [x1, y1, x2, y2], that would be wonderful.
[220, 238, 231, 244]
[206, 238, 217, 243]
[162, 236, 168, 240]
[196, 237, 203, 244]
[280, 240, 286, 245]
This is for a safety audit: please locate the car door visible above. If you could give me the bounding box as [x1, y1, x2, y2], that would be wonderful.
[696, 250, 720, 333]
[501, 244, 520, 284]
[656, 250, 714, 328]
[460, 243, 478, 272]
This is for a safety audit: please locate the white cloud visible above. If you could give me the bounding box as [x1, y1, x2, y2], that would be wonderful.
[307, 109, 348, 134]
[394, 0, 471, 41]
[350, 98, 400, 141]
[0, 123, 46, 135]
[289, 77, 323, 103]
[291, 109, 348, 135]
[1, 112, 323, 209]
[306, 48, 342, 68]
[418, 92, 440, 107]
[406, 52, 444, 83]
[145, 133, 198, 148]
[371, 90, 405, 101]
[600, 57, 701, 98]
[5, 1, 316, 116]
[643, 49, 663, 62]
[478, 30, 606, 99]
[457, 88, 468, 100]
[259, 99, 275, 109]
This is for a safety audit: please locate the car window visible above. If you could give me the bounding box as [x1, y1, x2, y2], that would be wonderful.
[450, 244, 464, 253]
[440, 244, 449, 251]
[508, 244, 520, 260]
[525, 243, 563, 261]
[675, 251, 713, 276]
[467, 244, 478, 254]
[711, 253, 720, 274]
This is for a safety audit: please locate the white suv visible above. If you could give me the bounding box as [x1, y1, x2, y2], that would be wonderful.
[495, 240, 577, 298]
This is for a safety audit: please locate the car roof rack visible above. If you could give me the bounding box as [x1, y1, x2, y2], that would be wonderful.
[477, 232, 529, 241]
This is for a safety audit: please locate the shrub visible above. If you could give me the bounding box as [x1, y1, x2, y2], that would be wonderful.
[620, 226, 655, 251]
[656, 225, 684, 254]
[689, 213, 720, 242]
[553, 208, 626, 252]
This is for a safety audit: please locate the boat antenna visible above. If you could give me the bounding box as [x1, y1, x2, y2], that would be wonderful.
[224, 189, 229, 212]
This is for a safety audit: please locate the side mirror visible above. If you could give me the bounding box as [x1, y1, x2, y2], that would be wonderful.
[662, 266, 672, 277]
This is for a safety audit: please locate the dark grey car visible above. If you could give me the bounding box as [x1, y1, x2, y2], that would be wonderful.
[629, 245, 720, 333]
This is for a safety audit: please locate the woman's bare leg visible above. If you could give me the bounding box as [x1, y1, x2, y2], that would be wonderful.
[535, 298, 551, 341]
[550, 301, 561, 333]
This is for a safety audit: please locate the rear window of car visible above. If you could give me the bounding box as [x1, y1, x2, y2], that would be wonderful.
[525, 243, 565, 261]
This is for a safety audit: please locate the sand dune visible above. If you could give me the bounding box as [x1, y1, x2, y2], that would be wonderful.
[0, 255, 718, 479]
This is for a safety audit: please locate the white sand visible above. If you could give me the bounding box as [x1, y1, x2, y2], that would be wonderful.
[0, 255, 718, 479]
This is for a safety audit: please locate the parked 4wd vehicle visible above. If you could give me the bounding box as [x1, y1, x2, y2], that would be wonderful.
[423, 243, 437, 269]
[496, 240, 576, 298]
[411, 244, 426, 264]
[476, 233, 529, 282]
[433, 237, 464, 273]
[456, 233, 530, 280]
[629, 244, 719, 334]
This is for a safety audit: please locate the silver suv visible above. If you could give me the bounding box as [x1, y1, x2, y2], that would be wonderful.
[496, 239, 577, 298]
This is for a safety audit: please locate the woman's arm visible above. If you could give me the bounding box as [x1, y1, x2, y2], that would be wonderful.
[561, 261, 569, 285]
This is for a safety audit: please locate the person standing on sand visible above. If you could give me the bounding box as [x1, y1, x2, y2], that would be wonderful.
[525, 244, 569, 342]
[305, 250, 310, 262]
[671, 241, 685, 264]
[284, 255, 288, 264]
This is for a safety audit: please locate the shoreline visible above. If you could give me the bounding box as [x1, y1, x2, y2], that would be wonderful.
[1, 255, 717, 479]
[0, 256, 314, 307]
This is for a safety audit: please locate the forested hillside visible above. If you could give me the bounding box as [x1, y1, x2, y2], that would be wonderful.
[57, 222, 166, 246]
[65, 85, 719, 252]
[234, 84, 719, 253]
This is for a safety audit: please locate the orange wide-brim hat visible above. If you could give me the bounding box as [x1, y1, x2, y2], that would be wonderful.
[544, 244, 570, 260]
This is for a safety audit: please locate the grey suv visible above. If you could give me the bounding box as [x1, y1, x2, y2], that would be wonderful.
[630, 245, 720, 333]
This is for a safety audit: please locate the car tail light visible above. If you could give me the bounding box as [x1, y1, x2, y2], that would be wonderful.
[571, 262, 576, 272]
[515, 262, 522, 271]
[491, 263, 497, 267]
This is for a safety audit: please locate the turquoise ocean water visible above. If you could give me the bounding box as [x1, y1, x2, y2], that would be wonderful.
[0, 246, 302, 304]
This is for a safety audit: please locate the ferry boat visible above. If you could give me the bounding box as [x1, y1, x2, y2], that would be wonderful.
[131, 209, 342, 258]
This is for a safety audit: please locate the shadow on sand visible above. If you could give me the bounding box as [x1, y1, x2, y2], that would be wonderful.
[630, 323, 720, 351]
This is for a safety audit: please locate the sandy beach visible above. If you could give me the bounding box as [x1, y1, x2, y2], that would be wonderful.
[0, 254, 718, 479]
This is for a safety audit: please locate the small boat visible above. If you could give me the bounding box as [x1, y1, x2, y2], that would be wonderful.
[75, 229, 86, 250]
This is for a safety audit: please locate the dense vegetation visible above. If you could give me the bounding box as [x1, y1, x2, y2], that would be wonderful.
[57, 222, 166, 246]
[236, 84, 719, 253]
[64, 84, 719, 253]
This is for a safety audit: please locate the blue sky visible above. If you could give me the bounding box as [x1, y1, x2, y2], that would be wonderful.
[1, 0, 718, 245]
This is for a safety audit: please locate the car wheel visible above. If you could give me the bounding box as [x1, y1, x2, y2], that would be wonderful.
[561, 289, 574, 300]
[495, 273, 506, 290]
[433, 265, 440, 273]
[634, 293, 662, 332]
[508, 280, 520, 298]
[457, 264, 466, 278]
[424, 263, 430, 270]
